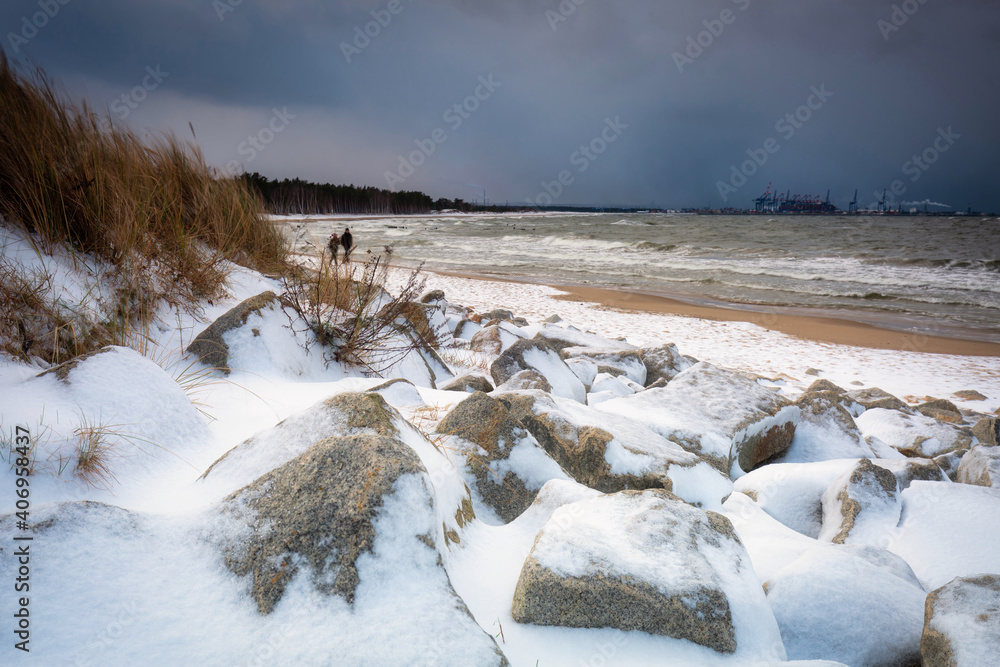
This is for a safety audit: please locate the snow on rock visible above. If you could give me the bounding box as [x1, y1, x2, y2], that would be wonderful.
[763, 544, 926, 666]
[564, 356, 599, 389]
[818, 458, 901, 545]
[595, 362, 800, 477]
[956, 444, 1000, 488]
[887, 481, 1000, 590]
[845, 387, 909, 411]
[368, 377, 426, 408]
[454, 318, 483, 341]
[856, 408, 972, 458]
[434, 392, 570, 523]
[511, 489, 784, 658]
[774, 390, 876, 464]
[732, 460, 858, 538]
[491, 339, 586, 403]
[493, 369, 552, 394]
[379, 334, 455, 389]
[439, 371, 494, 394]
[874, 457, 950, 490]
[470, 322, 526, 354]
[587, 372, 637, 405]
[532, 323, 637, 353]
[640, 342, 696, 386]
[560, 347, 647, 385]
[497, 391, 731, 509]
[921, 574, 1000, 667]
[722, 492, 822, 584]
[972, 417, 1000, 446]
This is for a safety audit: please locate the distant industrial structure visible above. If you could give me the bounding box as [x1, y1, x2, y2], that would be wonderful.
[754, 185, 836, 214]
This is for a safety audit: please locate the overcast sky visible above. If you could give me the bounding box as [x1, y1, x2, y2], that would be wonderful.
[4, 0, 998, 211]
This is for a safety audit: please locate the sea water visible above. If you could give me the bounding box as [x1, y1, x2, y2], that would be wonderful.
[290, 213, 1000, 343]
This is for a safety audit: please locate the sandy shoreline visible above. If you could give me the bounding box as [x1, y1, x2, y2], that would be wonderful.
[425, 267, 1000, 358]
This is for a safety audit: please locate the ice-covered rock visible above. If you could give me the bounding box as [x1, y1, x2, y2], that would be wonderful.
[846, 387, 908, 411]
[774, 390, 876, 464]
[491, 339, 586, 403]
[639, 342, 695, 386]
[972, 416, 1000, 446]
[819, 458, 901, 545]
[764, 544, 926, 666]
[856, 408, 973, 458]
[560, 347, 647, 385]
[887, 481, 1000, 590]
[492, 369, 552, 394]
[510, 489, 783, 656]
[956, 444, 1000, 488]
[594, 362, 800, 476]
[564, 356, 598, 389]
[921, 574, 1000, 667]
[435, 392, 569, 523]
[498, 391, 731, 508]
[531, 323, 637, 353]
[587, 372, 637, 405]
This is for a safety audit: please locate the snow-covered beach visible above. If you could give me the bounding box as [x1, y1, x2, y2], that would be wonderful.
[2, 218, 999, 666]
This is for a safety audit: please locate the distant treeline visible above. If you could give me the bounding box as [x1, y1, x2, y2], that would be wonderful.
[240, 173, 491, 215]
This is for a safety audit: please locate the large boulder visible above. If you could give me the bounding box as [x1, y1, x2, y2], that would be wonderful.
[640, 343, 695, 386]
[956, 444, 1000, 488]
[819, 458, 901, 545]
[439, 372, 494, 394]
[510, 489, 783, 656]
[493, 369, 552, 394]
[559, 347, 647, 385]
[218, 434, 425, 612]
[497, 391, 731, 508]
[435, 392, 568, 523]
[846, 387, 908, 411]
[915, 398, 964, 423]
[186, 291, 280, 374]
[594, 362, 800, 476]
[972, 417, 1000, 446]
[856, 408, 973, 458]
[764, 544, 926, 666]
[921, 574, 1000, 666]
[491, 339, 586, 403]
[531, 324, 636, 353]
[775, 390, 876, 464]
[470, 322, 526, 355]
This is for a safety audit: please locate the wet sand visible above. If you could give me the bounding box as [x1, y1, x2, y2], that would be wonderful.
[427, 268, 1000, 358]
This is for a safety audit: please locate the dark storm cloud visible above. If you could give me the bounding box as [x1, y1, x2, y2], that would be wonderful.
[3, 0, 998, 211]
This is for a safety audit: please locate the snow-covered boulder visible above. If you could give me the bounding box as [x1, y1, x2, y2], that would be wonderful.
[915, 398, 964, 423]
[957, 445, 1000, 488]
[921, 574, 1000, 667]
[453, 318, 483, 341]
[498, 391, 731, 508]
[564, 356, 598, 389]
[493, 369, 552, 394]
[216, 433, 508, 663]
[587, 372, 637, 405]
[470, 322, 526, 354]
[934, 449, 967, 481]
[559, 347, 647, 385]
[368, 378, 426, 408]
[439, 372, 494, 394]
[874, 457, 950, 490]
[531, 324, 636, 353]
[856, 408, 973, 458]
[972, 417, 1000, 446]
[764, 544, 926, 666]
[775, 390, 876, 464]
[491, 339, 586, 403]
[819, 458, 901, 545]
[846, 387, 908, 411]
[511, 489, 783, 656]
[640, 342, 695, 386]
[887, 481, 1000, 590]
[435, 392, 568, 523]
[595, 362, 800, 476]
[185, 291, 280, 374]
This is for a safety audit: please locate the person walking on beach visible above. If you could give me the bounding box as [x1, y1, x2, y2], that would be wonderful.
[341, 227, 354, 262]
[328, 232, 340, 264]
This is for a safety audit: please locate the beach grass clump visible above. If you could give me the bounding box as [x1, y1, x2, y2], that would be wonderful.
[0, 53, 287, 363]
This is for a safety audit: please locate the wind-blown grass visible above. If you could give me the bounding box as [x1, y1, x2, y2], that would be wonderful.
[0, 53, 287, 363]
